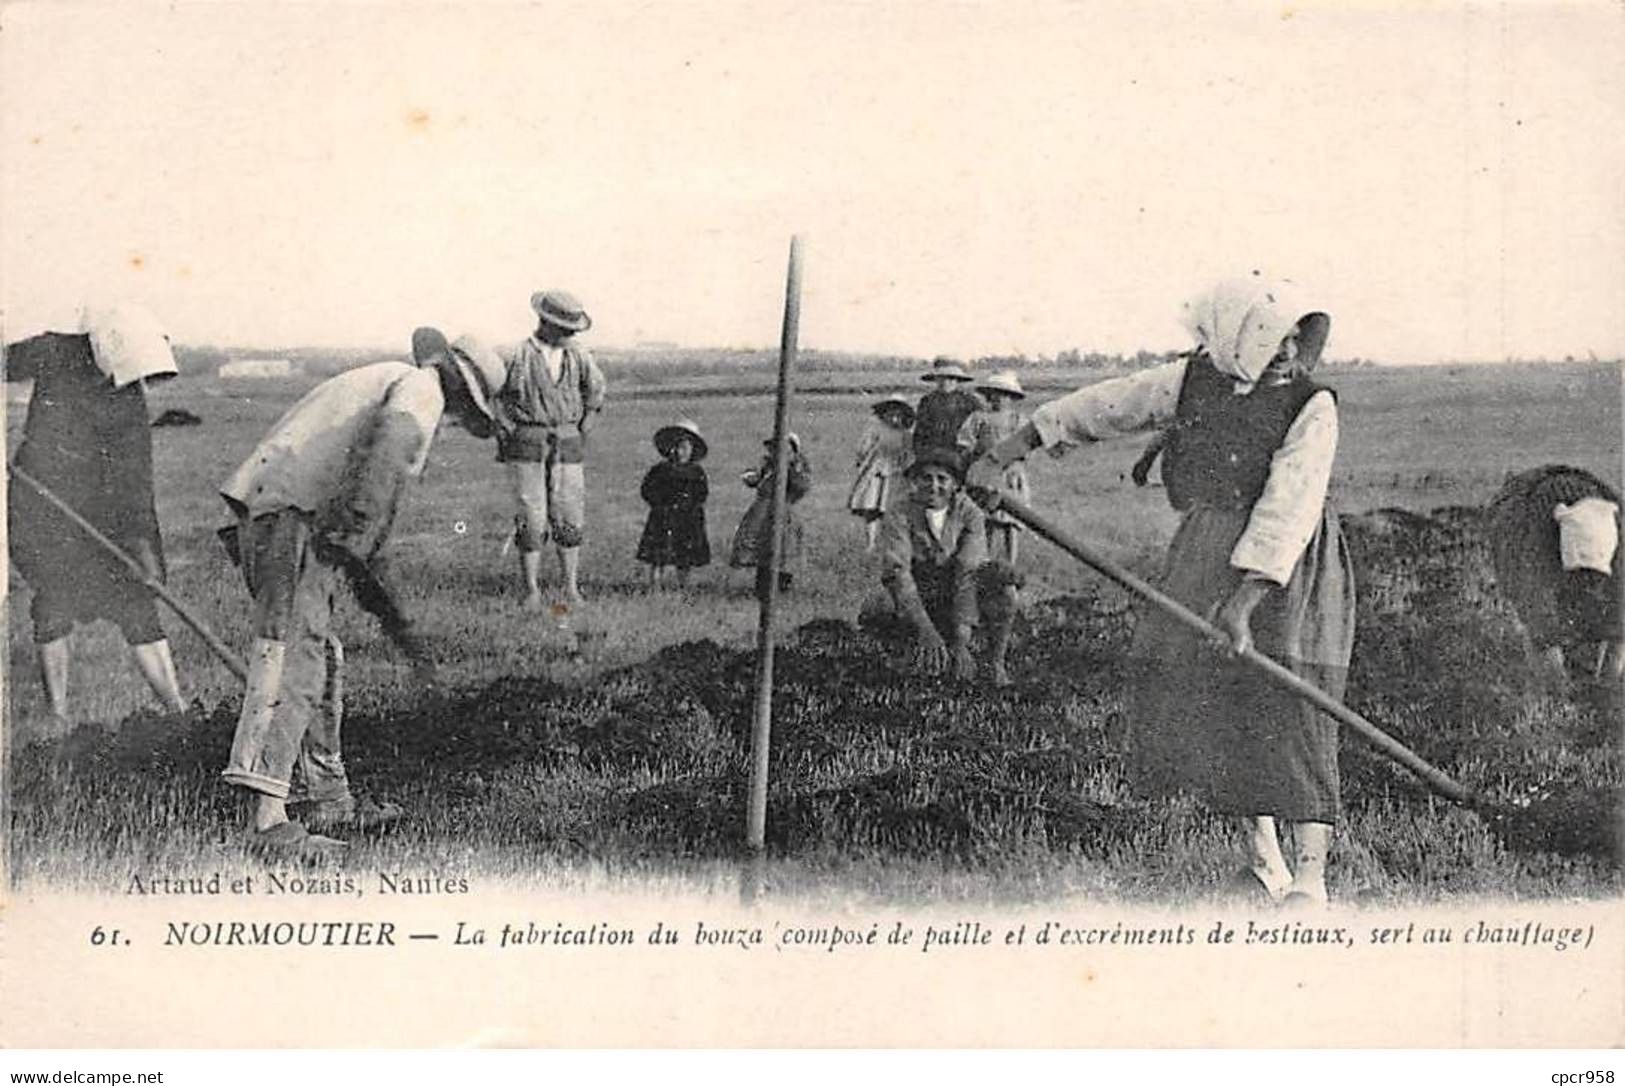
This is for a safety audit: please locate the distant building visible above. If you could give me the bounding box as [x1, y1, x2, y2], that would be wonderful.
[218, 358, 295, 379]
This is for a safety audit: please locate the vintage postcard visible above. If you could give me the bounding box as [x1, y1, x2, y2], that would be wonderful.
[1, 0, 1621, 1051]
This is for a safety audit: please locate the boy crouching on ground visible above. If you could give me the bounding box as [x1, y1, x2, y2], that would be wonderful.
[858, 446, 1018, 685]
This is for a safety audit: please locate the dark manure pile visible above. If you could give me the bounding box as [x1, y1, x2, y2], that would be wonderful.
[1483, 787, 1622, 862]
[11, 593, 1142, 865]
[12, 503, 1619, 876]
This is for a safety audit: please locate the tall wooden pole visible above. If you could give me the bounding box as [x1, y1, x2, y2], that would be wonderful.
[746, 236, 803, 858]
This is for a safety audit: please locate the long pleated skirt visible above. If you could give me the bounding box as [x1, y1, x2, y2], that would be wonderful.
[1126, 504, 1357, 822]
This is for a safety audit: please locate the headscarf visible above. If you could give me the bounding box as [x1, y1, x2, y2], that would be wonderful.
[77, 303, 177, 388]
[1179, 275, 1330, 384]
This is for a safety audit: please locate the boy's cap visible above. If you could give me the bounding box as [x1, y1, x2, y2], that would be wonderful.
[905, 445, 967, 483]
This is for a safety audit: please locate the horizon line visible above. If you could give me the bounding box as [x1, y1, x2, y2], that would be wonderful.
[169, 342, 1623, 370]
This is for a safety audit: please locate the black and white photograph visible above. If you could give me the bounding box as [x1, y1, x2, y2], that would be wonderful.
[1, 0, 1621, 1058]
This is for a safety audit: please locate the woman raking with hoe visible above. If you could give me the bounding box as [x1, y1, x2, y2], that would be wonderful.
[979, 275, 1355, 906]
[6, 303, 189, 723]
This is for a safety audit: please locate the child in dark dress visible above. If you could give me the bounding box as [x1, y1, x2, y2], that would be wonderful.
[636, 419, 711, 588]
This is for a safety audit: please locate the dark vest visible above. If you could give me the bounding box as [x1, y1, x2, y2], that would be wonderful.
[912, 388, 983, 455]
[1162, 355, 1328, 511]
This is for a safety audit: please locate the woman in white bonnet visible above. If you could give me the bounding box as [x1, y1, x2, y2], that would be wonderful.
[978, 274, 1355, 906]
[1489, 465, 1623, 681]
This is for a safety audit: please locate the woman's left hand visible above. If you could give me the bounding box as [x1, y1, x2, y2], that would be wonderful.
[1214, 578, 1270, 658]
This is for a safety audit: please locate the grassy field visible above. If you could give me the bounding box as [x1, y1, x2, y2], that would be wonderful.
[5, 357, 1621, 903]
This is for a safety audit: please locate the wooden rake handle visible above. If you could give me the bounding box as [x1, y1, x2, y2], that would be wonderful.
[10, 464, 248, 682]
[969, 485, 1481, 809]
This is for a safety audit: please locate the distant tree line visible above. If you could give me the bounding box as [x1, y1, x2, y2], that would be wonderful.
[977, 348, 1383, 371]
[168, 342, 1616, 384]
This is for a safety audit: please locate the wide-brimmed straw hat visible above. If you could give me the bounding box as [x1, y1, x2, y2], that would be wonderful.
[920, 356, 972, 382]
[654, 418, 709, 462]
[411, 326, 503, 423]
[871, 395, 916, 426]
[905, 445, 967, 483]
[449, 335, 508, 418]
[529, 289, 592, 333]
[976, 370, 1026, 400]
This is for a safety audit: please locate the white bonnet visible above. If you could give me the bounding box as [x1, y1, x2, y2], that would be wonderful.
[1179, 275, 1329, 383]
[78, 302, 177, 388]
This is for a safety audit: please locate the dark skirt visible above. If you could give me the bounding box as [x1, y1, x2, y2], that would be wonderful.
[8, 464, 165, 645]
[1127, 505, 1356, 822]
[7, 340, 167, 645]
[728, 496, 804, 570]
[637, 504, 711, 569]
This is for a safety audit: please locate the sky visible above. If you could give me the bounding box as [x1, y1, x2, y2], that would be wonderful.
[2, 1, 1622, 364]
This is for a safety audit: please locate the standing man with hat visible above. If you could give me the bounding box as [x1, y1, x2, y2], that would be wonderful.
[216, 328, 505, 856]
[498, 289, 607, 608]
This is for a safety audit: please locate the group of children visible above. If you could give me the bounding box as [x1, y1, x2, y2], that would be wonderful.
[846, 358, 1033, 563]
[632, 358, 1033, 598]
[847, 358, 1031, 684]
[631, 357, 1031, 686]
